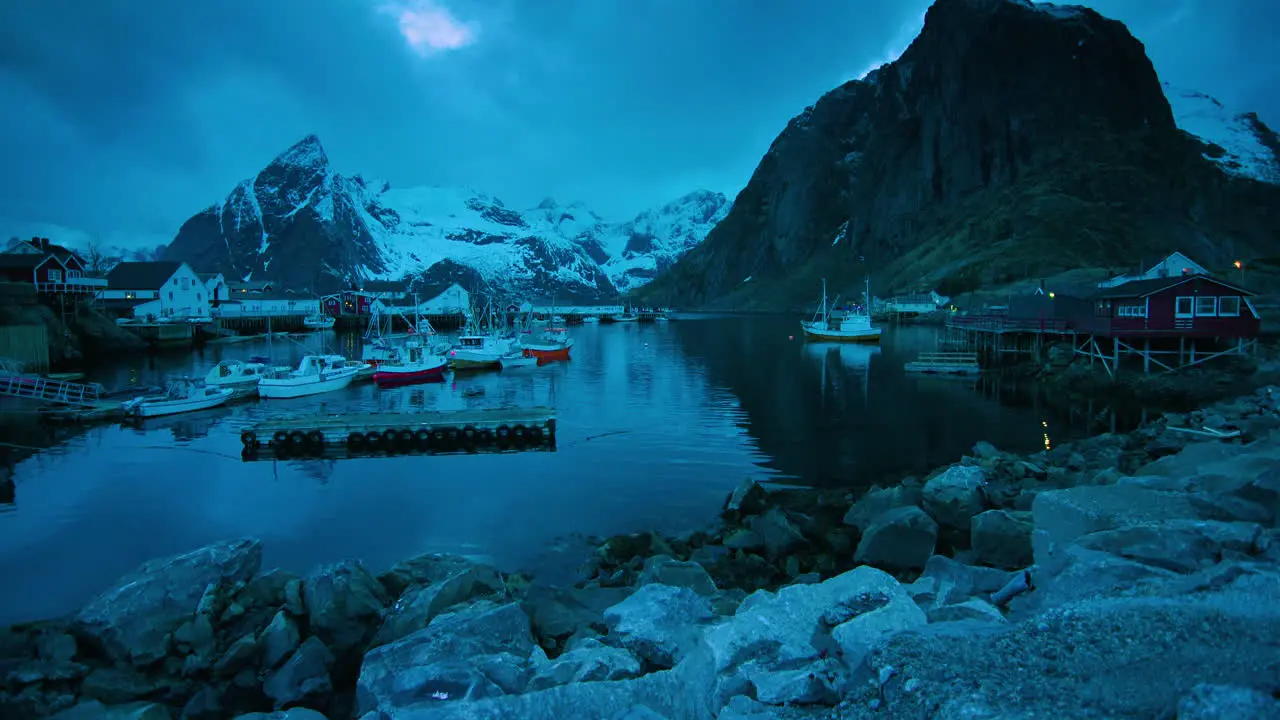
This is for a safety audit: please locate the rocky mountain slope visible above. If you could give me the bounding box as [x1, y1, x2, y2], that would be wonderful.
[635, 0, 1280, 310]
[162, 137, 729, 302]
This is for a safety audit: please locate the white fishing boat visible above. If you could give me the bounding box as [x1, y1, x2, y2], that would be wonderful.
[303, 314, 336, 330]
[498, 349, 538, 369]
[259, 355, 367, 399]
[203, 359, 273, 390]
[450, 334, 512, 370]
[583, 316, 600, 324]
[800, 277, 881, 343]
[121, 378, 234, 418]
[374, 340, 449, 385]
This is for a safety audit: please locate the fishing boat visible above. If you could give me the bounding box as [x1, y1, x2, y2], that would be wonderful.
[517, 326, 574, 362]
[450, 334, 512, 370]
[303, 314, 336, 330]
[583, 316, 600, 324]
[800, 277, 881, 343]
[498, 349, 538, 369]
[259, 355, 367, 399]
[121, 378, 234, 418]
[204, 359, 272, 390]
[373, 340, 448, 386]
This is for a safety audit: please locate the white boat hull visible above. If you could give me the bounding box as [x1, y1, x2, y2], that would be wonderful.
[259, 368, 359, 399]
[800, 322, 881, 343]
[131, 388, 234, 418]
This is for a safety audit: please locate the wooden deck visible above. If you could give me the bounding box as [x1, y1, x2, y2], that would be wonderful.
[241, 406, 557, 460]
[904, 352, 982, 376]
[947, 315, 1074, 335]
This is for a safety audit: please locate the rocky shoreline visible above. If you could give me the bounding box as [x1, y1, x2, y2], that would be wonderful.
[4, 389, 1280, 719]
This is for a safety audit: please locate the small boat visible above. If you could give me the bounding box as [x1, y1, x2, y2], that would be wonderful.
[121, 378, 234, 418]
[374, 341, 448, 386]
[498, 350, 538, 369]
[303, 315, 336, 330]
[800, 277, 881, 343]
[614, 312, 639, 323]
[518, 326, 574, 362]
[259, 355, 367, 399]
[46, 371, 86, 382]
[449, 333, 512, 370]
[204, 359, 272, 390]
[583, 316, 600, 324]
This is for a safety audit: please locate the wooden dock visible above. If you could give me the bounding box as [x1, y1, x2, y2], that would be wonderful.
[240, 406, 557, 460]
[904, 352, 982, 376]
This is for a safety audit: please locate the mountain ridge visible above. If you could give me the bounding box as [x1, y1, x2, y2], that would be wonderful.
[162, 136, 730, 302]
[633, 0, 1280, 310]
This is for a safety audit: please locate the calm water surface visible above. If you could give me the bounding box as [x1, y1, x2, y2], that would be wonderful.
[1, 317, 1098, 623]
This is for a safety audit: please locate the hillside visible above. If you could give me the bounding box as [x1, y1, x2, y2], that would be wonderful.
[162, 137, 729, 303]
[634, 0, 1280, 310]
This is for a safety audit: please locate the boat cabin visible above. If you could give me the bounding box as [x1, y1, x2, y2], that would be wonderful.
[294, 355, 349, 376]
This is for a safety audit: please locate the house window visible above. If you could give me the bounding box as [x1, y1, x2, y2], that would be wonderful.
[67, 269, 81, 279]
[1195, 296, 1217, 317]
[197, 293, 202, 302]
[1174, 296, 1194, 318]
[169, 291, 174, 301]
[48, 269, 62, 283]
[1117, 302, 1147, 318]
[1219, 296, 1241, 317]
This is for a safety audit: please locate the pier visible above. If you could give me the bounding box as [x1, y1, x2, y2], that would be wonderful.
[240, 406, 558, 460]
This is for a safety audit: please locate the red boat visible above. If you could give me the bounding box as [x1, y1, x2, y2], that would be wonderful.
[518, 327, 574, 362]
[372, 342, 448, 386]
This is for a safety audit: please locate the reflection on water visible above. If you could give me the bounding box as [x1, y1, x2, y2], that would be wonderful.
[0, 318, 1144, 624]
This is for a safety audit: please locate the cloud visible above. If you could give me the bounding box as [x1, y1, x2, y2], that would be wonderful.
[378, 0, 477, 56]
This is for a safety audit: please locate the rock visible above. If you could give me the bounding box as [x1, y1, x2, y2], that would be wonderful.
[374, 564, 506, 647]
[723, 478, 768, 518]
[48, 701, 171, 719]
[213, 632, 258, 676]
[1074, 519, 1264, 574]
[842, 485, 922, 532]
[970, 509, 1033, 569]
[704, 566, 924, 708]
[744, 509, 806, 559]
[527, 638, 643, 691]
[906, 555, 1020, 611]
[74, 539, 262, 665]
[925, 598, 1006, 624]
[79, 667, 171, 705]
[1175, 683, 1280, 719]
[259, 610, 301, 669]
[853, 506, 938, 571]
[179, 685, 222, 720]
[378, 553, 488, 598]
[971, 441, 1001, 460]
[232, 709, 330, 720]
[263, 636, 334, 708]
[602, 584, 713, 668]
[922, 465, 987, 531]
[36, 633, 77, 663]
[721, 529, 764, 552]
[1031, 485, 1198, 574]
[355, 600, 536, 715]
[303, 561, 388, 655]
[637, 555, 717, 596]
[520, 585, 628, 650]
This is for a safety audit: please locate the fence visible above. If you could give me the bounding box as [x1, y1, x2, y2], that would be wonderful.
[947, 315, 1074, 333]
[0, 325, 50, 372]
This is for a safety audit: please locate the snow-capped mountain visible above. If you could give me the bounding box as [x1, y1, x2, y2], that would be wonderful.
[162, 135, 731, 301]
[1163, 83, 1280, 185]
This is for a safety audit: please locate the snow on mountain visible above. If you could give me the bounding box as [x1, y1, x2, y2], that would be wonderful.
[1163, 83, 1280, 185]
[162, 135, 730, 302]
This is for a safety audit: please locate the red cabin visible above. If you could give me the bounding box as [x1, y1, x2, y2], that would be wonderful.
[1083, 274, 1259, 339]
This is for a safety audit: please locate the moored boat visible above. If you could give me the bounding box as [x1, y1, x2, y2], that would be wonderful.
[303, 314, 336, 330]
[517, 326, 574, 362]
[259, 355, 367, 399]
[498, 349, 538, 369]
[800, 277, 881, 343]
[374, 341, 448, 386]
[121, 378, 234, 418]
[204, 359, 272, 391]
[450, 334, 512, 370]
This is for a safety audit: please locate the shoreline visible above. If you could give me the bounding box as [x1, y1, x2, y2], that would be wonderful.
[3, 387, 1279, 718]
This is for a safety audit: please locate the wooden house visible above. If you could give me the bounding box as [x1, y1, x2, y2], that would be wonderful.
[1097, 251, 1209, 289]
[0, 237, 102, 295]
[1084, 274, 1259, 339]
[227, 280, 274, 295]
[101, 261, 208, 319]
[322, 291, 374, 317]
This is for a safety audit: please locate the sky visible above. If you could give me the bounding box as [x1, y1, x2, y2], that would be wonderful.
[0, 0, 1275, 248]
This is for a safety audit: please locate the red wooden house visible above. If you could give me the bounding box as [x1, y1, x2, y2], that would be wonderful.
[0, 237, 101, 295]
[321, 291, 374, 317]
[1083, 274, 1259, 339]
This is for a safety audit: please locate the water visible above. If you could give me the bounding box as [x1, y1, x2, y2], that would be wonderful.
[0, 317, 1104, 624]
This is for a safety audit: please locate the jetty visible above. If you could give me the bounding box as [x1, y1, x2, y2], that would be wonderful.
[904, 351, 982, 376]
[240, 406, 558, 460]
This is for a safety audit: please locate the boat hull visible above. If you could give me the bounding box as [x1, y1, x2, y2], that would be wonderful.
[801, 323, 881, 343]
[133, 389, 234, 418]
[499, 354, 538, 369]
[373, 361, 447, 386]
[259, 369, 359, 399]
[522, 345, 572, 361]
[451, 356, 500, 370]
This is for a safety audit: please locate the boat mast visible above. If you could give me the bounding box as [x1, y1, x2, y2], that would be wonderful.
[821, 278, 828, 322]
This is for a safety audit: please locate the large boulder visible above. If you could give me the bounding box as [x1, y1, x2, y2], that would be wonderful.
[603, 584, 713, 668]
[74, 539, 262, 665]
[853, 506, 937, 571]
[922, 465, 987, 532]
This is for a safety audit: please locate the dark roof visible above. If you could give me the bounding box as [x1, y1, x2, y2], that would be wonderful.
[1095, 273, 1255, 299]
[105, 261, 183, 290]
[198, 272, 224, 281]
[0, 254, 45, 269]
[10, 238, 83, 265]
[228, 280, 273, 291]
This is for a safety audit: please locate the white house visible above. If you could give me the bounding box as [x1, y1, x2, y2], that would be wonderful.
[369, 283, 472, 316]
[214, 293, 321, 318]
[100, 261, 209, 319]
[1097, 252, 1209, 289]
[199, 273, 230, 303]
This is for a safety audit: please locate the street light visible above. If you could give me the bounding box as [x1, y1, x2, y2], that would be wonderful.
[1234, 260, 1244, 282]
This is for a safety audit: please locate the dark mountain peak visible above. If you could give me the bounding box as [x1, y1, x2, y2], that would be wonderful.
[267, 134, 329, 173]
[535, 197, 559, 210]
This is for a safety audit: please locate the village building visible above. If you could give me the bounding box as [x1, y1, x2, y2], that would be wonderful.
[100, 261, 208, 320]
[226, 280, 274, 295]
[199, 273, 230, 305]
[1096, 251, 1210, 289]
[0, 237, 103, 297]
[215, 292, 321, 319]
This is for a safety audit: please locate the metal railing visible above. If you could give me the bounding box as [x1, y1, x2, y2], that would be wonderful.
[0, 372, 105, 405]
[947, 315, 1074, 333]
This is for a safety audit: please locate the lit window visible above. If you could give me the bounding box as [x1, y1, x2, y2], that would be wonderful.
[1219, 296, 1241, 317]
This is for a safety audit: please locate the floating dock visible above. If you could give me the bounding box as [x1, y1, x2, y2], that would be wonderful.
[240, 406, 557, 460]
[903, 352, 982, 376]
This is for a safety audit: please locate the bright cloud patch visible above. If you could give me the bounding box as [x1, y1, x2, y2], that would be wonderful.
[378, 0, 476, 56]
